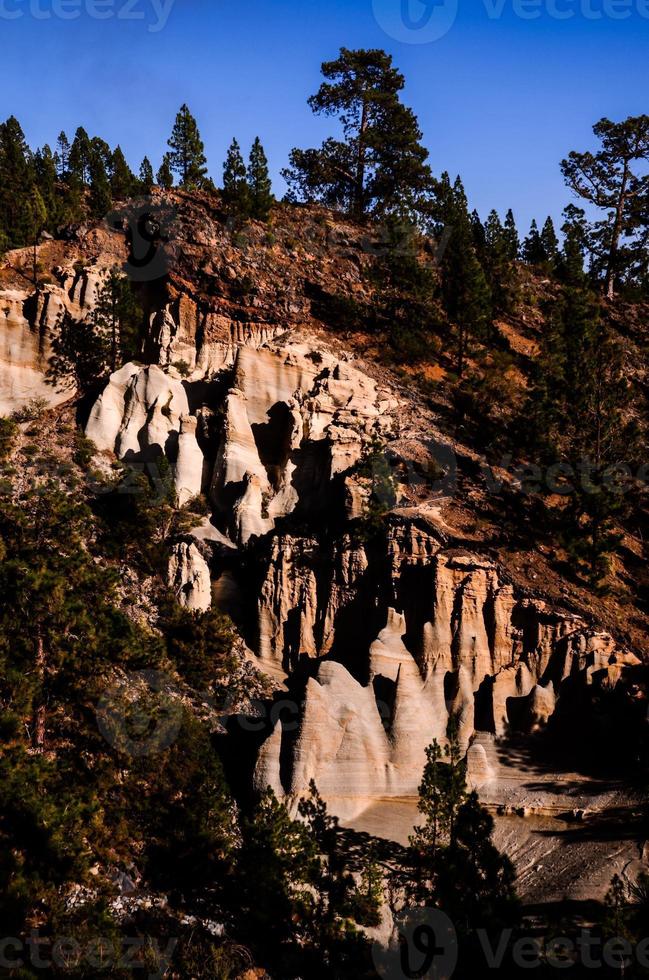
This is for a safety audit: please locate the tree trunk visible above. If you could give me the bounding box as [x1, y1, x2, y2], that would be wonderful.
[605, 162, 629, 300]
[111, 294, 118, 373]
[34, 632, 46, 752]
[457, 322, 465, 378]
[354, 99, 369, 218]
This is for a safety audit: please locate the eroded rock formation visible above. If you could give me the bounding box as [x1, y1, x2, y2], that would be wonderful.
[87, 329, 399, 545]
[167, 541, 212, 612]
[0, 264, 110, 414]
[2, 200, 647, 908]
[253, 539, 639, 821]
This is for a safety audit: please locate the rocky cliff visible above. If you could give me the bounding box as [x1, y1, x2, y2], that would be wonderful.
[2, 193, 647, 902]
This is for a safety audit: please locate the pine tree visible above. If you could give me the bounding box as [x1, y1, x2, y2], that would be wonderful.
[88, 145, 112, 220]
[407, 721, 518, 953]
[0, 116, 32, 248]
[25, 186, 47, 283]
[561, 114, 649, 297]
[247, 137, 273, 221]
[564, 319, 631, 589]
[503, 208, 520, 261]
[167, 105, 208, 188]
[56, 131, 70, 178]
[68, 127, 93, 185]
[0, 478, 132, 751]
[526, 209, 635, 589]
[540, 216, 559, 264]
[298, 781, 382, 934]
[284, 48, 432, 217]
[558, 204, 590, 279]
[50, 312, 109, 394]
[410, 740, 446, 862]
[471, 209, 486, 261]
[484, 210, 519, 314]
[528, 214, 596, 456]
[410, 719, 467, 865]
[436, 174, 492, 376]
[33, 145, 58, 228]
[522, 219, 546, 264]
[134, 711, 237, 897]
[92, 269, 142, 371]
[157, 153, 174, 189]
[222, 138, 250, 219]
[236, 789, 320, 957]
[109, 145, 135, 200]
[434, 792, 518, 944]
[50, 270, 142, 389]
[372, 217, 439, 365]
[139, 156, 154, 193]
[90, 137, 112, 175]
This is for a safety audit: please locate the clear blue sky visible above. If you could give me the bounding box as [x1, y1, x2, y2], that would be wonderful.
[2, 0, 647, 233]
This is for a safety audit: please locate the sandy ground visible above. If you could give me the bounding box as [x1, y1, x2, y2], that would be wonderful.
[337, 735, 647, 904]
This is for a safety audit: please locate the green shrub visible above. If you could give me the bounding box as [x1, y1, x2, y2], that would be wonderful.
[160, 599, 236, 690]
[173, 359, 191, 378]
[0, 418, 17, 460]
[11, 397, 49, 423]
[73, 431, 97, 470]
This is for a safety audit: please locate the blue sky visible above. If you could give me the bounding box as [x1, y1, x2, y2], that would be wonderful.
[2, 0, 647, 234]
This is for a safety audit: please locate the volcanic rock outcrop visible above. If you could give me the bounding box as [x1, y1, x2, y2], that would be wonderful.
[167, 542, 212, 612]
[253, 538, 637, 821]
[2, 199, 647, 908]
[86, 331, 399, 545]
[0, 264, 110, 414]
[5, 256, 637, 838]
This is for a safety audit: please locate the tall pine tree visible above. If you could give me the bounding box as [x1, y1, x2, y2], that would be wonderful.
[68, 127, 93, 185]
[25, 186, 47, 283]
[157, 153, 174, 189]
[0, 116, 32, 249]
[484, 210, 518, 314]
[247, 137, 273, 221]
[540, 216, 559, 265]
[33, 145, 58, 229]
[284, 48, 432, 217]
[139, 156, 154, 193]
[109, 146, 135, 201]
[56, 131, 70, 178]
[167, 105, 208, 188]
[522, 219, 547, 265]
[222, 138, 250, 219]
[503, 208, 520, 261]
[561, 115, 649, 297]
[88, 145, 112, 220]
[436, 174, 492, 377]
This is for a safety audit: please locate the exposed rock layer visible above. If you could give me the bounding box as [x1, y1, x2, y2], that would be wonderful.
[253, 537, 637, 819]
